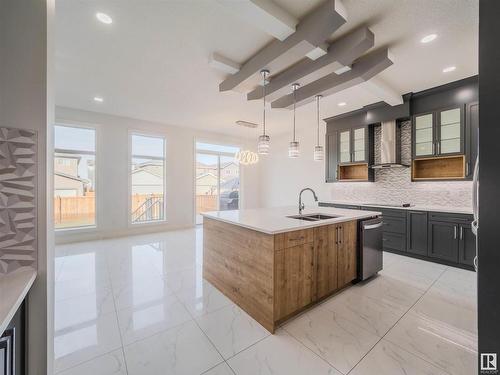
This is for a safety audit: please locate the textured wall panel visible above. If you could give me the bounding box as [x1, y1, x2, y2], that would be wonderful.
[329, 120, 472, 208]
[0, 127, 37, 274]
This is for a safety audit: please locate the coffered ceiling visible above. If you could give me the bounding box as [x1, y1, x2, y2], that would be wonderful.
[55, 0, 478, 137]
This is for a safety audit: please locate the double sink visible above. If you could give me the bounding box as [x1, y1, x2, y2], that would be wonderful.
[287, 213, 342, 222]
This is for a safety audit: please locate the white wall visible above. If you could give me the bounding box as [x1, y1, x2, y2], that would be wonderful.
[55, 106, 261, 243]
[0, 0, 54, 373]
[260, 123, 473, 209]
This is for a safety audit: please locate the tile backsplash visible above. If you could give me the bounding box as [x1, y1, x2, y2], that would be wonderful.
[328, 121, 472, 208]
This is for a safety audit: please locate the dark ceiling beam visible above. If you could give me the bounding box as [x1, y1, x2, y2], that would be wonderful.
[247, 27, 374, 101]
[219, 0, 347, 92]
[271, 48, 393, 109]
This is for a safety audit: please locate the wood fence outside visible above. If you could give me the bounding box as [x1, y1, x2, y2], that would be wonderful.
[54, 193, 218, 228]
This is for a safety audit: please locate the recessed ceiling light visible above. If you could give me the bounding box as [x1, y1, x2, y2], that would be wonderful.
[442, 66, 456, 73]
[93, 96, 104, 103]
[338, 102, 347, 107]
[420, 34, 437, 43]
[96, 12, 113, 24]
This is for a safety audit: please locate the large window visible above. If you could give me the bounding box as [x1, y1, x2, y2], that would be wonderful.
[195, 142, 240, 224]
[130, 133, 166, 224]
[54, 125, 96, 229]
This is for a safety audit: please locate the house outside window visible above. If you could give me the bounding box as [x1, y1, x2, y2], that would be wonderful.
[54, 125, 96, 229]
[130, 133, 166, 224]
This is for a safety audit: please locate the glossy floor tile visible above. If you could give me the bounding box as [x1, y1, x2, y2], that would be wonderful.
[123, 320, 223, 375]
[196, 304, 270, 359]
[54, 228, 477, 375]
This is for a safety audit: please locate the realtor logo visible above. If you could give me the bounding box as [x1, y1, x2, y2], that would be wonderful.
[481, 353, 498, 374]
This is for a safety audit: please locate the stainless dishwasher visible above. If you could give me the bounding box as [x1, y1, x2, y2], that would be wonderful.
[358, 217, 383, 281]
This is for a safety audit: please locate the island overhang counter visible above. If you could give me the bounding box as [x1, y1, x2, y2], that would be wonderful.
[202, 206, 381, 333]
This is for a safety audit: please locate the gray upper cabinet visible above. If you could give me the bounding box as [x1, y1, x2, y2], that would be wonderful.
[413, 112, 435, 157]
[465, 102, 479, 178]
[325, 132, 338, 182]
[337, 126, 367, 164]
[412, 106, 464, 159]
[406, 211, 428, 256]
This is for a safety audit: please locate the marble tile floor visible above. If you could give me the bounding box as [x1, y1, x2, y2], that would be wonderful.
[54, 227, 477, 375]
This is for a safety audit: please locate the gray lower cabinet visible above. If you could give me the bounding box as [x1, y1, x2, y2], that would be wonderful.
[0, 301, 24, 375]
[428, 220, 460, 262]
[459, 223, 476, 266]
[406, 211, 428, 256]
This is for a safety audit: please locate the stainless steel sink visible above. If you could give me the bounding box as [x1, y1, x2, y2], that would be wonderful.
[287, 213, 342, 221]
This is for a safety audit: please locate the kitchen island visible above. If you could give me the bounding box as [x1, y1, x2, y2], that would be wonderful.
[202, 206, 381, 333]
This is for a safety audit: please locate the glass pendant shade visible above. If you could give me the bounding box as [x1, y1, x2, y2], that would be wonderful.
[234, 150, 259, 165]
[288, 141, 300, 158]
[314, 145, 324, 161]
[257, 134, 270, 154]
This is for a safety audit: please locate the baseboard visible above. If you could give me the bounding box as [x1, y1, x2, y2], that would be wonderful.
[55, 223, 195, 244]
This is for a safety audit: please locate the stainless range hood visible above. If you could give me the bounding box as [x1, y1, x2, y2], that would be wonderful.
[371, 120, 410, 169]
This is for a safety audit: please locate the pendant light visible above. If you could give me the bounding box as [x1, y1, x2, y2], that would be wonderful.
[234, 121, 259, 165]
[257, 69, 270, 154]
[288, 83, 300, 158]
[314, 95, 324, 161]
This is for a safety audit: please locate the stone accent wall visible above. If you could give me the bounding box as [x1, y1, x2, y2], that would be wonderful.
[0, 127, 37, 274]
[328, 120, 472, 207]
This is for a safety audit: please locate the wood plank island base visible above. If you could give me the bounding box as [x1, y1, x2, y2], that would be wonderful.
[202, 206, 381, 333]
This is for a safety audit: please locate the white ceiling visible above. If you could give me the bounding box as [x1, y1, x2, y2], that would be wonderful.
[55, 0, 478, 137]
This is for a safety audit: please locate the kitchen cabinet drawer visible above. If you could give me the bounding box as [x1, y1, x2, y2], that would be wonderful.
[428, 212, 473, 224]
[362, 207, 406, 218]
[383, 232, 406, 252]
[275, 229, 314, 250]
[319, 203, 361, 210]
[382, 216, 406, 234]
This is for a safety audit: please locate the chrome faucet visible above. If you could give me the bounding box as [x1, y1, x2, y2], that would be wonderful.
[299, 188, 318, 215]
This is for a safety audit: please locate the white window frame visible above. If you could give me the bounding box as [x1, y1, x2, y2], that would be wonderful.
[128, 131, 167, 226]
[193, 138, 243, 225]
[54, 122, 100, 232]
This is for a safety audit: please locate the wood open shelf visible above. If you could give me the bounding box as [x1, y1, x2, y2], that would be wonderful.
[338, 163, 369, 181]
[412, 155, 465, 180]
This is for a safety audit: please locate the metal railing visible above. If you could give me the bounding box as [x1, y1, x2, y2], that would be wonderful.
[131, 195, 164, 223]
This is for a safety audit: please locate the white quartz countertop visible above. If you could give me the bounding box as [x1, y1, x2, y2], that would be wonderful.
[0, 267, 37, 335]
[320, 201, 473, 215]
[202, 206, 381, 235]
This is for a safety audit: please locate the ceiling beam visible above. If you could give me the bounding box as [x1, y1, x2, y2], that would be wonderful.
[361, 76, 403, 106]
[216, 0, 298, 41]
[271, 48, 393, 109]
[247, 27, 374, 101]
[209, 52, 241, 75]
[219, 0, 347, 93]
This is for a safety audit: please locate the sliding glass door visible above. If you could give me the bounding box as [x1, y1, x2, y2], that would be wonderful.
[195, 142, 240, 224]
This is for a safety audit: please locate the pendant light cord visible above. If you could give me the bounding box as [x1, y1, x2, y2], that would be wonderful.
[316, 95, 320, 145]
[293, 86, 296, 141]
[262, 72, 266, 136]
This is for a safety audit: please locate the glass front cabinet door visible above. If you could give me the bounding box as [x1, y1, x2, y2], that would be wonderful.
[353, 127, 366, 162]
[437, 107, 463, 155]
[338, 129, 351, 164]
[414, 113, 434, 157]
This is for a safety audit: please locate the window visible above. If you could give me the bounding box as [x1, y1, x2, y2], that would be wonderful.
[130, 133, 166, 223]
[54, 125, 96, 229]
[195, 142, 240, 224]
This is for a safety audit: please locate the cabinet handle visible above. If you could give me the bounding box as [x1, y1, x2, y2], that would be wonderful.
[432, 142, 435, 155]
[289, 236, 305, 242]
[335, 227, 338, 244]
[466, 162, 469, 176]
[454, 225, 457, 239]
[437, 142, 440, 154]
[460, 226, 463, 240]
